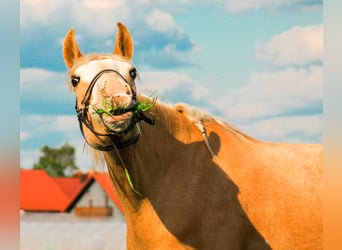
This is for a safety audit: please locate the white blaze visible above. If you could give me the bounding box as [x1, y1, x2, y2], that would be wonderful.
[74, 58, 134, 108]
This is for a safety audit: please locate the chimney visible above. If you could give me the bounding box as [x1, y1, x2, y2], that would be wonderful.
[80, 173, 88, 182]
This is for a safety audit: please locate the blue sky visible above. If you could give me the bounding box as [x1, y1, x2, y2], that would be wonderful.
[20, 0, 323, 171]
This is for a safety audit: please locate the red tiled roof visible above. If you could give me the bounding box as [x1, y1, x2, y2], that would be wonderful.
[53, 176, 94, 212]
[20, 169, 70, 212]
[54, 177, 85, 198]
[93, 173, 124, 213]
[20, 169, 123, 214]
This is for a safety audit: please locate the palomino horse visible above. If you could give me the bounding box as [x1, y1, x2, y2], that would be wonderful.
[63, 23, 322, 249]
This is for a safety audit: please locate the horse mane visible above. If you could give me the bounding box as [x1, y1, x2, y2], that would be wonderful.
[173, 102, 256, 142]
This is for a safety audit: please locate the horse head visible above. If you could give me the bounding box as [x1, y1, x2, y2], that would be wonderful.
[63, 23, 149, 150]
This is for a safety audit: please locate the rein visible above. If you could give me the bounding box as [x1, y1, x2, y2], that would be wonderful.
[75, 69, 154, 151]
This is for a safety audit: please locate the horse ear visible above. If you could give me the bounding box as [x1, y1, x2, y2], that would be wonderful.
[63, 29, 83, 69]
[114, 22, 134, 60]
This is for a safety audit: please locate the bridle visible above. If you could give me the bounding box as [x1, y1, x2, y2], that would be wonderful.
[75, 68, 154, 151]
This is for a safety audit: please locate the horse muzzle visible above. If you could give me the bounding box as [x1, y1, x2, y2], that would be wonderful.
[83, 69, 135, 132]
[75, 68, 154, 150]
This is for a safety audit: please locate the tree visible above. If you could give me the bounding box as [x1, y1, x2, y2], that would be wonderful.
[33, 143, 79, 177]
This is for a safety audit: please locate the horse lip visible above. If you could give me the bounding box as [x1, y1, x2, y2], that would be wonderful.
[102, 111, 133, 127]
[108, 108, 132, 116]
[92, 100, 136, 131]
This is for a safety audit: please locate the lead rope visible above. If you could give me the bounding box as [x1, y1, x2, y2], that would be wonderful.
[193, 120, 219, 164]
[110, 133, 143, 197]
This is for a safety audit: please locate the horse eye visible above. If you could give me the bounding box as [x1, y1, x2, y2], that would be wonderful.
[129, 68, 137, 80]
[71, 76, 80, 87]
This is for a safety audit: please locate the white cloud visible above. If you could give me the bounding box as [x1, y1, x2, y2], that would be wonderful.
[20, 0, 322, 37]
[198, 0, 322, 13]
[21, 0, 131, 35]
[138, 70, 208, 102]
[209, 23, 322, 144]
[238, 114, 322, 143]
[20, 68, 66, 89]
[211, 23, 322, 143]
[20, 0, 186, 37]
[145, 0, 321, 13]
[20, 68, 71, 102]
[192, 85, 208, 101]
[255, 24, 323, 66]
[139, 71, 193, 93]
[21, 0, 195, 70]
[136, 0, 151, 4]
[72, 0, 131, 36]
[20, 149, 41, 168]
[145, 9, 178, 33]
[20, 0, 68, 28]
[21, 114, 79, 138]
[82, 0, 124, 9]
[225, 0, 296, 12]
[213, 65, 322, 122]
[20, 132, 31, 141]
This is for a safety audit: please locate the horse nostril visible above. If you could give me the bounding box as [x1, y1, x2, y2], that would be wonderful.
[111, 95, 129, 106]
[125, 85, 131, 95]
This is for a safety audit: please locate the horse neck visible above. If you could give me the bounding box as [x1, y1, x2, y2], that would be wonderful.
[102, 102, 208, 210]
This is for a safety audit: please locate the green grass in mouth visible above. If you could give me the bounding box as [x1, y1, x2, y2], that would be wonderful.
[92, 94, 157, 117]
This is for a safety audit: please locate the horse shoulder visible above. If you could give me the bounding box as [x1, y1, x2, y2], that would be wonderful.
[235, 141, 323, 249]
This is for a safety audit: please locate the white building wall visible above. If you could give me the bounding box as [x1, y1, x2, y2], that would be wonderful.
[72, 181, 124, 220]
